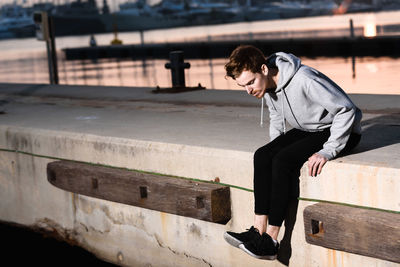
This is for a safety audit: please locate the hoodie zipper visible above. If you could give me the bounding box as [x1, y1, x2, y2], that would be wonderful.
[283, 90, 304, 131]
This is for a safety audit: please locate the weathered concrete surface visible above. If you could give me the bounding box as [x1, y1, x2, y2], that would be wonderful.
[0, 83, 399, 267]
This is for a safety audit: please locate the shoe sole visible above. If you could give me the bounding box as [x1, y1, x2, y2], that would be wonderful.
[238, 244, 277, 260]
[223, 232, 242, 248]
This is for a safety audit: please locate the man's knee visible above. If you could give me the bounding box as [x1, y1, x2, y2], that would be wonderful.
[271, 153, 289, 171]
[254, 144, 275, 166]
[271, 150, 307, 175]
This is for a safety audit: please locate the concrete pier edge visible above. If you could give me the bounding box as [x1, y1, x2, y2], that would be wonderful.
[0, 83, 399, 266]
[0, 146, 399, 215]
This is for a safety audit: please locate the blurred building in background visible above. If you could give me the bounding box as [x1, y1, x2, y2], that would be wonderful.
[0, 0, 399, 38]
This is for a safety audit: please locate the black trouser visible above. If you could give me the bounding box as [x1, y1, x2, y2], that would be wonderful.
[253, 128, 361, 227]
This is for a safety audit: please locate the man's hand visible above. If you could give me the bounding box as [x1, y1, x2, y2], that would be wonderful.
[308, 153, 328, 177]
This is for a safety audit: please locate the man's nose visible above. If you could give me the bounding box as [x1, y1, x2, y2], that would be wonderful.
[245, 85, 252, 94]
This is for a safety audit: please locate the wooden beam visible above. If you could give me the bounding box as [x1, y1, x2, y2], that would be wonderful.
[304, 203, 400, 263]
[47, 161, 231, 224]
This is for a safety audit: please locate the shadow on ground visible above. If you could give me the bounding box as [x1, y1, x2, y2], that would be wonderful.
[348, 113, 400, 155]
[277, 199, 299, 266]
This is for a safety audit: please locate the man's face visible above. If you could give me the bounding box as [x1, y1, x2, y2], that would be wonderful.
[236, 69, 268, 99]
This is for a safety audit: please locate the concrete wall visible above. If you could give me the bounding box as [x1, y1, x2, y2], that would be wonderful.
[0, 124, 398, 267]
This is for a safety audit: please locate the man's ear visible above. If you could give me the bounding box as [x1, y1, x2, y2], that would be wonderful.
[261, 64, 268, 75]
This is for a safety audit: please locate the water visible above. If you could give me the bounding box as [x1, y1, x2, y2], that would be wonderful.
[0, 12, 400, 95]
[1, 222, 118, 266]
[0, 41, 399, 95]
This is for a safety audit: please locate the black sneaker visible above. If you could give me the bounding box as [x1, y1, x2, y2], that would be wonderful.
[223, 226, 259, 248]
[239, 232, 279, 260]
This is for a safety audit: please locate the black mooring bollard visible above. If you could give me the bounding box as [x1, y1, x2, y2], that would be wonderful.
[165, 51, 190, 88]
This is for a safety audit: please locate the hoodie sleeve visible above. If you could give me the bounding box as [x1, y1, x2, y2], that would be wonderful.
[265, 95, 284, 141]
[307, 78, 357, 160]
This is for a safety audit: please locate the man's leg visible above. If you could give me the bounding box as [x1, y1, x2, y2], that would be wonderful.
[232, 129, 329, 260]
[253, 128, 313, 233]
[268, 129, 331, 227]
[224, 129, 310, 249]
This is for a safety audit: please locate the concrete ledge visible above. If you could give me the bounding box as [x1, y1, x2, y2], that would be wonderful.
[300, 162, 400, 212]
[0, 125, 253, 188]
[1, 124, 398, 212]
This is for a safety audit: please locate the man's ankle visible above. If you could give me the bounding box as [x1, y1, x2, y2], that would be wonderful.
[254, 214, 268, 234]
[266, 225, 280, 241]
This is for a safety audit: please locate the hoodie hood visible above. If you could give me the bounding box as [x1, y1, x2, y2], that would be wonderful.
[266, 52, 301, 93]
[260, 52, 301, 129]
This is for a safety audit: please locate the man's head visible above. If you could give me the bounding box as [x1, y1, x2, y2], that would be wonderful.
[225, 45, 266, 79]
[225, 45, 270, 98]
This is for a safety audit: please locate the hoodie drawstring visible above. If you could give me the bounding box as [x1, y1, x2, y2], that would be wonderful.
[260, 97, 264, 127]
[281, 95, 286, 134]
[261, 94, 286, 134]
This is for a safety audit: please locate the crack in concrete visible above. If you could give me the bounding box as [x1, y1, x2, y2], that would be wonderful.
[72, 194, 214, 266]
[32, 218, 81, 246]
[77, 222, 111, 235]
[154, 234, 213, 267]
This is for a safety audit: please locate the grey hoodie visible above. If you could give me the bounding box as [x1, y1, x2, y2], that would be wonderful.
[264, 52, 362, 160]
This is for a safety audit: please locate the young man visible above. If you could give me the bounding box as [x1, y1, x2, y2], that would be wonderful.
[223, 45, 362, 260]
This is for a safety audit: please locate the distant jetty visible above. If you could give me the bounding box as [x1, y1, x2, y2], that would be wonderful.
[64, 35, 400, 60]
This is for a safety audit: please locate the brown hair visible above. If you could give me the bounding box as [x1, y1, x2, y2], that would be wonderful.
[225, 45, 266, 79]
